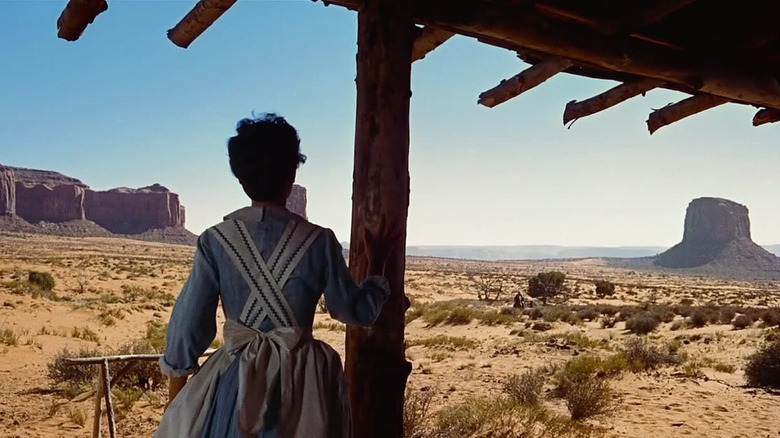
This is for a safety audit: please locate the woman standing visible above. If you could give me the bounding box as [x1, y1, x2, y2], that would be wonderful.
[155, 114, 391, 438]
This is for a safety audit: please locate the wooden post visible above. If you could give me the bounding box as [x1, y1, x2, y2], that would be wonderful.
[92, 364, 104, 438]
[345, 0, 415, 436]
[101, 359, 116, 438]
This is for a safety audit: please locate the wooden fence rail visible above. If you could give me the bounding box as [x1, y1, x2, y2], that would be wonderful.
[63, 349, 216, 438]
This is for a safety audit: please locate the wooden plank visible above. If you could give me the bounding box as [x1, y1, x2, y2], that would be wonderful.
[478, 57, 572, 107]
[412, 27, 455, 61]
[753, 108, 780, 126]
[564, 78, 664, 124]
[345, 0, 415, 436]
[101, 360, 116, 438]
[56, 0, 108, 41]
[167, 0, 238, 48]
[92, 364, 104, 438]
[647, 94, 729, 134]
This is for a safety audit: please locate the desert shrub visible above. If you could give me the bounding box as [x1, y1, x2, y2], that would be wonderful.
[670, 321, 684, 331]
[621, 337, 682, 372]
[404, 388, 435, 438]
[28, 271, 55, 291]
[564, 376, 619, 421]
[673, 305, 693, 318]
[594, 280, 615, 298]
[651, 308, 676, 324]
[145, 320, 167, 351]
[67, 407, 87, 427]
[600, 316, 617, 329]
[543, 308, 581, 325]
[624, 312, 660, 335]
[48, 347, 104, 386]
[445, 307, 475, 325]
[431, 396, 518, 438]
[714, 363, 736, 373]
[523, 307, 544, 320]
[745, 339, 780, 388]
[473, 276, 506, 302]
[596, 305, 620, 316]
[503, 369, 546, 406]
[527, 272, 567, 305]
[733, 314, 754, 330]
[407, 335, 477, 350]
[690, 310, 709, 328]
[112, 388, 144, 422]
[616, 307, 638, 322]
[406, 306, 424, 324]
[1, 327, 20, 346]
[115, 342, 165, 391]
[576, 307, 600, 322]
[719, 308, 737, 324]
[531, 322, 553, 332]
[478, 310, 518, 326]
[760, 308, 780, 327]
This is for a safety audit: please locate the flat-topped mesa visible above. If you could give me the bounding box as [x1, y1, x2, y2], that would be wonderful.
[682, 197, 751, 243]
[10, 166, 88, 188]
[85, 184, 185, 235]
[286, 184, 308, 219]
[655, 197, 778, 270]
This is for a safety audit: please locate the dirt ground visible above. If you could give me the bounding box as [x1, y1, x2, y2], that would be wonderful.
[1, 233, 779, 437]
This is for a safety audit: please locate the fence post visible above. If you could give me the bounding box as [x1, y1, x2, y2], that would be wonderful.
[92, 364, 104, 438]
[102, 359, 117, 438]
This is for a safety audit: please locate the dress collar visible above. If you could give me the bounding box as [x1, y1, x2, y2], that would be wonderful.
[224, 205, 293, 223]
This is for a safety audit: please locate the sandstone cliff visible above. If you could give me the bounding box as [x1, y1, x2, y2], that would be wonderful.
[0, 163, 194, 245]
[654, 197, 779, 273]
[0, 165, 15, 215]
[286, 184, 307, 219]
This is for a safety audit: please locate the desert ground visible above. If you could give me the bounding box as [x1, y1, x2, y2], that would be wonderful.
[1, 233, 779, 437]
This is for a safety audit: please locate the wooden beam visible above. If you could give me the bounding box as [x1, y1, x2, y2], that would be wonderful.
[56, 0, 108, 41]
[167, 0, 237, 49]
[345, 0, 414, 436]
[600, 0, 697, 35]
[478, 57, 573, 108]
[753, 108, 780, 126]
[412, 27, 455, 61]
[412, 5, 780, 111]
[647, 94, 729, 134]
[564, 78, 664, 124]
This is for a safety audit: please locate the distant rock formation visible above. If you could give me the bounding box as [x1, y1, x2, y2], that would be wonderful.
[654, 197, 779, 272]
[286, 184, 307, 219]
[0, 163, 194, 245]
[0, 164, 16, 215]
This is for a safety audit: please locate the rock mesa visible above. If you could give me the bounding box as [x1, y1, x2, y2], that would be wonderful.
[654, 197, 779, 270]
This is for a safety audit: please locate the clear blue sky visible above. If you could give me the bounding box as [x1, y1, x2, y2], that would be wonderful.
[1, 1, 779, 247]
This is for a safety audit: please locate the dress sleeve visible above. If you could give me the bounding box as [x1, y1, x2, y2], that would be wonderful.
[322, 229, 391, 327]
[159, 233, 220, 377]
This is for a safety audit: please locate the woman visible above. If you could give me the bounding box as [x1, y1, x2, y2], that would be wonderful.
[155, 114, 391, 438]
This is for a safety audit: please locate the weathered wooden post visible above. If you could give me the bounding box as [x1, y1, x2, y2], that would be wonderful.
[345, 0, 415, 436]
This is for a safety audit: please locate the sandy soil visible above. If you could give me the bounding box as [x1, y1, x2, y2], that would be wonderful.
[1, 233, 779, 437]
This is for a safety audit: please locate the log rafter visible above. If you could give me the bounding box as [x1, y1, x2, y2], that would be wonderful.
[647, 94, 729, 134]
[479, 57, 573, 107]
[167, 0, 238, 48]
[412, 26, 455, 61]
[57, 0, 108, 41]
[564, 78, 665, 124]
[753, 108, 780, 126]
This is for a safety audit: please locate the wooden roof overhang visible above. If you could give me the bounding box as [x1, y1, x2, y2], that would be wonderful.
[58, 0, 780, 133]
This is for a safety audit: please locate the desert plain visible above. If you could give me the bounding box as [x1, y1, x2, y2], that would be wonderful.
[1, 232, 779, 437]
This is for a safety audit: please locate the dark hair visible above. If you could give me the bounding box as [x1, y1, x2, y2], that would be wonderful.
[227, 113, 306, 202]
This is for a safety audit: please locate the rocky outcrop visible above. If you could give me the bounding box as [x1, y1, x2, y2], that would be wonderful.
[655, 197, 779, 271]
[286, 184, 307, 219]
[15, 181, 86, 223]
[0, 165, 15, 215]
[84, 184, 185, 234]
[0, 163, 195, 245]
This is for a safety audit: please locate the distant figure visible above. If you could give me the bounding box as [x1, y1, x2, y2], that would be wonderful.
[155, 114, 392, 438]
[513, 292, 526, 309]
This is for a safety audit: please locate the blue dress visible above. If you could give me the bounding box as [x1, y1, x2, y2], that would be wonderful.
[159, 206, 390, 437]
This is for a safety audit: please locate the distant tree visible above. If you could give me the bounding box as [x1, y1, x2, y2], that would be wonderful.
[594, 280, 616, 298]
[473, 276, 504, 302]
[527, 271, 567, 305]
